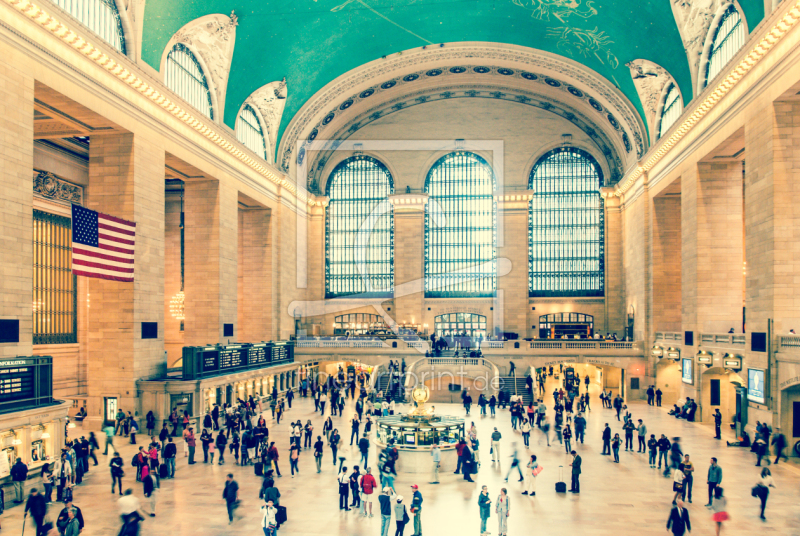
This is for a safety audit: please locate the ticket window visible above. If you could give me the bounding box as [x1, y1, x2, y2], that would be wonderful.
[31, 440, 43, 463]
[104, 397, 118, 426]
[3, 446, 17, 467]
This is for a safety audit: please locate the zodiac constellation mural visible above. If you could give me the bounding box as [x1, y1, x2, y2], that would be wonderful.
[511, 0, 598, 22]
[546, 26, 619, 69]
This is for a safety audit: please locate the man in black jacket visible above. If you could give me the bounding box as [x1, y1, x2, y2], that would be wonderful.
[11, 458, 28, 502]
[601, 424, 611, 455]
[666, 501, 691, 535]
[24, 488, 47, 534]
[163, 437, 177, 478]
[57, 501, 85, 533]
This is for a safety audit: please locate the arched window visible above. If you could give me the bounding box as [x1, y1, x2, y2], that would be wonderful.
[164, 44, 213, 120]
[658, 84, 683, 139]
[325, 156, 394, 298]
[236, 104, 267, 159]
[50, 0, 126, 53]
[425, 152, 496, 298]
[705, 5, 746, 87]
[529, 148, 604, 297]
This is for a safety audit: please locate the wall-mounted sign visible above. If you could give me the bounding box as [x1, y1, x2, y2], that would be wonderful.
[696, 354, 712, 364]
[747, 368, 766, 405]
[724, 358, 741, 369]
[182, 342, 295, 380]
[667, 347, 680, 359]
[681, 358, 693, 384]
[651, 346, 663, 357]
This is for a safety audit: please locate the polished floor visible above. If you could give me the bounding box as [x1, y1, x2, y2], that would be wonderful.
[4, 376, 799, 535]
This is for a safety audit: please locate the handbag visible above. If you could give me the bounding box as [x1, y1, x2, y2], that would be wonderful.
[402, 507, 410, 525]
[532, 465, 543, 477]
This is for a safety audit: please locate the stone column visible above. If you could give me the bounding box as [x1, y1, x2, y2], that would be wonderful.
[393, 198, 426, 332]
[0, 62, 34, 357]
[604, 191, 625, 334]
[238, 208, 273, 342]
[651, 195, 682, 333]
[183, 180, 238, 345]
[682, 162, 744, 335]
[496, 199, 529, 337]
[744, 102, 800, 425]
[85, 133, 165, 428]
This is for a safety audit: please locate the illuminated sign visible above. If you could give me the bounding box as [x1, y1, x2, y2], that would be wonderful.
[747, 368, 766, 405]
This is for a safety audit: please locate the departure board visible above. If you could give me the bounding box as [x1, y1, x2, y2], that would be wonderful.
[202, 350, 219, 373]
[220, 347, 246, 370]
[272, 344, 289, 363]
[249, 345, 268, 366]
[0, 356, 53, 412]
[0, 364, 34, 402]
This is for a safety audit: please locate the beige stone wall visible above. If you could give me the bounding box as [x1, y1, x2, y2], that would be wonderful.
[85, 133, 165, 423]
[604, 195, 626, 335]
[164, 194, 183, 365]
[239, 208, 273, 342]
[622, 188, 649, 341]
[0, 60, 34, 357]
[651, 196, 682, 333]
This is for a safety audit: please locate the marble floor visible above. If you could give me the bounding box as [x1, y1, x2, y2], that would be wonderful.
[3, 377, 799, 536]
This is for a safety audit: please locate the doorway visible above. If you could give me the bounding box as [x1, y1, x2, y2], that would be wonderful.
[700, 367, 742, 423]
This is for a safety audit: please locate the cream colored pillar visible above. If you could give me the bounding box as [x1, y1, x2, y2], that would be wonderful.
[497, 198, 529, 337]
[85, 133, 165, 428]
[0, 62, 34, 357]
[682, 162, 744, 335]
[604, 192, 625, 335]
[183, 180, 238, 345]
[651, 195, 682, 333]
[393, 198, 426, 330]
[239, 208, 273, 342]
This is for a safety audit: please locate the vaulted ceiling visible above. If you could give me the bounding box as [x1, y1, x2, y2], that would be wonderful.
[140, 0, 765, 165]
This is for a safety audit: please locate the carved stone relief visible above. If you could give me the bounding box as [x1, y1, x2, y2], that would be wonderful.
[626, 59, 677, 144]
[169, 12, 238, 121]
[247, 79, 288, 159]
[670, 0, 723, 93]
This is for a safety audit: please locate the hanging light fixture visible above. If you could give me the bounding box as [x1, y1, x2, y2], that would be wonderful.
[170, 182, 186, 323]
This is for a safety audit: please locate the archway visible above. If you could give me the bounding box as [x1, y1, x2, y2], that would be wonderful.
[780, 384, 800, 457]
[699, 367, 743, 424]
[655, 358, 681, 407]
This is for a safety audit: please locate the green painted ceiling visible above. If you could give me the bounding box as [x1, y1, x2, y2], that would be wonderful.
[140, 0, 765, 149]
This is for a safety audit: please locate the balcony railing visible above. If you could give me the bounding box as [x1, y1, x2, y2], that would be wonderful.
[699, 333, 746, 347]
[655, 332, 682, 342]
[779, 336, 800, 350]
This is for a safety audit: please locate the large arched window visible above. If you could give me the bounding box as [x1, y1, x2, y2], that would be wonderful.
[50, 0, 126, 53]
[325, 156, 394, 298]
[164, 44, 213, 119]
[705, 5, 746, 87]
[236, 104, 267, 159]
[529, 148, 604, 297]
[425, 152, 496, 298]
[658, 84, 683, 139]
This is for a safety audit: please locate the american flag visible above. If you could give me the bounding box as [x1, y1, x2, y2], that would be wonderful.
[71, 204, 136, 282]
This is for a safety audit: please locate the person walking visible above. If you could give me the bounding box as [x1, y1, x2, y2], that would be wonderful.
[394, 495, 409, 536]
[772, 429, 787, 463]
[143, 466, 157, 517]
[754, 467, 775, 520]
[330, 429, 341, 466]
[361, 467, 378, 517]
[379, 487, 395, 536]
[216, 430, 228, 465]
[611, 433, 621, 463]
[350, 415, 361, 446]
[261, 499, 279, 536]
[504, 443, 525, 483]
[647, 434, 658, 467]
[430, 444, 440, 484]
[666, 500, 691, 536]
[520, 418, 531, 448]
[602, 423, 611, 455]
[495, 488, 510, 536]
[491, 428, 501, 463]
[24, 488, 47, 535]
[163, 437, 176, 478]
[569, 450, 581, 493]
[289, 443, 300, 477]
[10, 458, 28, 503]
[478, 485, 491, 535]
[314, 435, 324, 473]
[222, 473, 239, 524]
[338, 466, 351, 511]
[681, 454, 695, 503]
[637, 420, 647, 452]
[563, 424, 572, 454]
[110, 451, 125, 495]
[711, 486, 728, 536]
[359, 433, 370, 468]
[523, 454, 539, 496]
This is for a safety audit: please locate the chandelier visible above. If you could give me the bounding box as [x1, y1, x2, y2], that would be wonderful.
[170, 290, 185, 320]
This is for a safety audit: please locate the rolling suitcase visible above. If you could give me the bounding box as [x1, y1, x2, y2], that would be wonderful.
[276, 505, 287, 525]
[255, 462, 264, 476]
[555, 465, 567, 493]
[159, 464, 169, 479]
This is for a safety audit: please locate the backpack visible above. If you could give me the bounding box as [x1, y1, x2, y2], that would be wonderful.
[131, 455, 139, 467]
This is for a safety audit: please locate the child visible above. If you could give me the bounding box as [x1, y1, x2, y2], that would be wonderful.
[711, 486, 728, 535]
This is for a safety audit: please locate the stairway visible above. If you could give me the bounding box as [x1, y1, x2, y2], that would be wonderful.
[498, 375, 535, 405]
[375, 372, 407, 403]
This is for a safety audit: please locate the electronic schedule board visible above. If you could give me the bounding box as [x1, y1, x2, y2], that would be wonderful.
[182, 342, 294, 380]
[0, 356, 53, 413]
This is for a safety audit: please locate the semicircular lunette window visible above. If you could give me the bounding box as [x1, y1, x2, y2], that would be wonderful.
[425, 152, 496, 298]
[50, 0, 126, 54]
[658, 84, 683, 139]
[705, 5, 746, 87]
[164, 44, 214, 120]
[528, 148, 604, 297]
[235, 104, 267, 160]
[325, 156, 394, 299]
